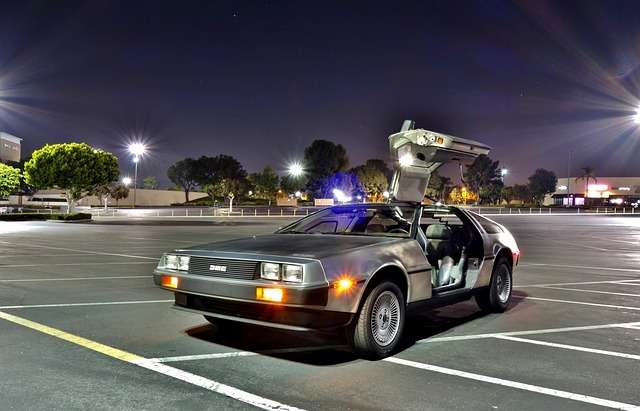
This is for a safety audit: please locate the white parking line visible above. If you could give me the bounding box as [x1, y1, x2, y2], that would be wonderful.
[0, 299, 172, 309]
[519, 263, 640, 273]
[493, 335, 640, 361]
[0, 311, 305, 411]
[518, 279, 640, 288]
[384, 357, 640, 411]
[515, 296, 640, 311]
[416, 321, 640, 343]
[537, 286, 640, 298]
[0, 241, 157, 260]
[0, 275, 151, 283]
[150, 345, 348, 363]
[0, 262, 156, 268]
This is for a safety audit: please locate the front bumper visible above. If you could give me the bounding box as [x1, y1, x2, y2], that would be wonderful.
[173, 292, 353, 331]
[153, 270, 356, 331]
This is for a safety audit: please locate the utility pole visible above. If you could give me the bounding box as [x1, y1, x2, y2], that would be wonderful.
[567, 150, 572, 206]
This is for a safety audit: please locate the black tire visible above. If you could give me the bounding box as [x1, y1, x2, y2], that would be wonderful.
[475, 257, 512, 312]
[349, 281, 405, 359]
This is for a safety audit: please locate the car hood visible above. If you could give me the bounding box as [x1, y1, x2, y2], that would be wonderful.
[178, 234, 405, 259]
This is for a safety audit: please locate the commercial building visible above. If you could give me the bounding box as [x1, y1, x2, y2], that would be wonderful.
[0, 132, 22, 163]
[549, 177, 640, 206]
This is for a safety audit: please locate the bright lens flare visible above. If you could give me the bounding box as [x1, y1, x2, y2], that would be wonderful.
[128, 142, 147, 156]
[333, 276, 356, 294]
[288, 162, 304, 177]
[122, 177, 132, 186]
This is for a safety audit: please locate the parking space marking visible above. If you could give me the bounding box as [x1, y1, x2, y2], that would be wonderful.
[0, 299, 172, 309]
[518, 263, 640, 273]
[150, 345, 348, 363]
[384, 357, 640, 410]
[518, 279, 640, 288]
[0, 240, 157, 260]
[493, 335, 640, 360]
[516, 296, 640, 311]
[537, 286, 640, 298]
[0, 262, 156, 268]
[416, 321, 640, 343]
[0, 311, 305, 411]
[0, 275, 151, 283]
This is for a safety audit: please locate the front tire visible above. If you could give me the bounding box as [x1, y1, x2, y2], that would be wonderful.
[349, 281, 405, 359]
[475, 257, 512, 312]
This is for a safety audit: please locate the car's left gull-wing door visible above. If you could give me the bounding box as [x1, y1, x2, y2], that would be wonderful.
[388, 120, 491, 203]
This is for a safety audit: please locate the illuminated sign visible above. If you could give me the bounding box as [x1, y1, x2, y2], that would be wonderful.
[587, 184, 608, 191]
[619, 187, 631, 191]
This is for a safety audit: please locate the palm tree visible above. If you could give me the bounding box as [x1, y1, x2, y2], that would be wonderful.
[576, 166, 596, 204]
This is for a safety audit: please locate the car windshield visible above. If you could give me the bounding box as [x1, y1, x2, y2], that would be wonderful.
[277, 204, 418, 238]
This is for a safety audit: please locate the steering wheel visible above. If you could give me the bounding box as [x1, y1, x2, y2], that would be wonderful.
[388, 228, 409, 234]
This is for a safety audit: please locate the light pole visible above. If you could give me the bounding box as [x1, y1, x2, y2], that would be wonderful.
[127, 143, 147, 208]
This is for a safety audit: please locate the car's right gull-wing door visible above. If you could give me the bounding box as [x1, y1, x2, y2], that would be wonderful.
[388, 120, 491, 202]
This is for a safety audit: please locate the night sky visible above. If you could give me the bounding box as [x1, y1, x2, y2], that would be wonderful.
[1, 0, 640, 186]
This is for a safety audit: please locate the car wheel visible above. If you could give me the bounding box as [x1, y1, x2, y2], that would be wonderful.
[349, 281, 405, 359]
[475, 257, 512, 312]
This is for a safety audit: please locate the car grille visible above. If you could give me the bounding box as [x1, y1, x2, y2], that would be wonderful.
[188, 256, 259, 280]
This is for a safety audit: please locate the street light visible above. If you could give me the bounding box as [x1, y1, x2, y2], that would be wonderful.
[127, 142, 147, 208]
[635, 108, 640, 124]
[288, 162, 304, 177]
[500, 168, 508, 183]
[122, 177, 132, 187]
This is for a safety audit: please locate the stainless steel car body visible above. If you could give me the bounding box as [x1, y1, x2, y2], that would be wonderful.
[153, 204, 519, 331]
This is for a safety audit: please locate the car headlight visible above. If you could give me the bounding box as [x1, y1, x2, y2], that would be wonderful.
[159, 254, 189, 271]
[282, 264, 303, 282]
[261, 262, 281, 280]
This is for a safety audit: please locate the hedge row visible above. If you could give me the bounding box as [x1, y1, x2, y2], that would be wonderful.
[0, 213, 92, 222]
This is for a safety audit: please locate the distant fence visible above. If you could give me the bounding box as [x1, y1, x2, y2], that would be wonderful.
[1, 205, 638, 218]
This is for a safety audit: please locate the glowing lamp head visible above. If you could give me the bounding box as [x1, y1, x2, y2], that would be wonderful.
[128, 142, 147, 157]
[500, 168, 508, 177]
[122, 177, 132, 186]
[288, 162, 304, 177]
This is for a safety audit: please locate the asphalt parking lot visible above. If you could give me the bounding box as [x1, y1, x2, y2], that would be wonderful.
[1, 215, 640, 410]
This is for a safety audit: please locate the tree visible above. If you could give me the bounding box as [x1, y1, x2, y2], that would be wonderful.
[512, 184, 531, 204]
[576, 166, 597, 194]
[193, 154, 248, 203]
[24, 143, 119, 212]
[90, 184, 113, 208]
[303, 140, 349, 197]
[352, 163, 388, 201]
[464, 155, 501, 204]
[279, 174, 301, 194]
[363, 159, 393, 181]
[426, 171, 453, 202]
[449, 186, 478, 205]
[501, 186, 515, 204]
[318, 171, 363, 199]
[528, 168, 557, 205]
[248, 166, 280, 205]
[110, 183, 129, 206]
[204, 178, 244, 211]
[479, 180, 504, 205]
[0, 163, 20, 197]
[167, 158, 199, 202]
[143, 176, 158, 189]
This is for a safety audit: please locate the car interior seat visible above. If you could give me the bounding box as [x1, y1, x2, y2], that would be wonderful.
[425, 224, 466, 287]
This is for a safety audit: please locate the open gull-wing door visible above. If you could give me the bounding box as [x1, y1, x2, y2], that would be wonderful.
[388, 120, 491, 202]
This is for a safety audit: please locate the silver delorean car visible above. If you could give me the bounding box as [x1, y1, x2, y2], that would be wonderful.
[154, 122, 520, 358]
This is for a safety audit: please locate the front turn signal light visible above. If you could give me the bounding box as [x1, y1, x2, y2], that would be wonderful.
[161, 275, 179, 289]
[256, 287, 284, 303]
[334, 277, 355, 293]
